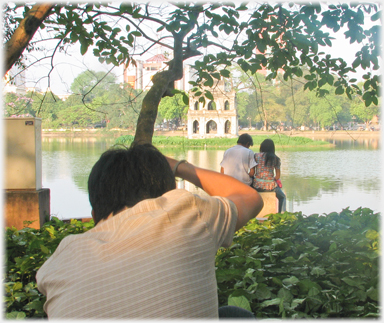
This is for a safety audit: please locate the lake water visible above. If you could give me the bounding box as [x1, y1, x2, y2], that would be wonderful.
[42, 135, 381, 220]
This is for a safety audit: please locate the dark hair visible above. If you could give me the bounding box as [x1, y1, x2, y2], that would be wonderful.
[88, 143, 176, 225]
[237, 133, 253, 147]
[260, 139, 279, 166]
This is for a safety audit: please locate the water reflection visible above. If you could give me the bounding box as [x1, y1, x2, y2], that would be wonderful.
[42, 136, 381, 219]
[307, 136, 380, 150]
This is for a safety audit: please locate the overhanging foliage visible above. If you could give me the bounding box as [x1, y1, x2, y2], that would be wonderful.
[4, 2, 381, 143]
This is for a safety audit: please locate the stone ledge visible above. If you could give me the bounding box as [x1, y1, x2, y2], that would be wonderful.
[257, 192, 278, 220]
[4, 189, 50, 230]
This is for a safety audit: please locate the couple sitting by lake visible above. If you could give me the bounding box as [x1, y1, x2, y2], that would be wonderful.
[220, 133, 286, 213]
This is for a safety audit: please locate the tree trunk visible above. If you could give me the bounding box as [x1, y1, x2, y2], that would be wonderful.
[134, 34, 184, 144]
[263, 119, 268, 131]
[4, 3, 54, 76]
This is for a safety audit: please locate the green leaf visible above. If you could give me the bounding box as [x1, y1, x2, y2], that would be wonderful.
[290, 298, 306, 310]
[204, 76, 214, 87]
[365, 229, 378, 240]
[367, 287, 378, 301]
[23, 299, 45, 311]
[228, 295, 252, 312]
[335, 86, 344, 95]
[371, 12, 380, 22]
[342, 277, 362, 287]
[205, 91, 214, 101]
[80, 43, 88, 56]
[40, 245, 50, 254]
[255, 286, 272, 300]
[328, 242, 337, 251]
[182, 94, 189, 105]
[278, 288, 293, 302]
[12, 282, 23, 291]
[220, 69, 230, 78]
[281, 256, 296, 263]
[130, 31, 142, 37]
[261, 298, 281, 308]
[6, 311, 26, 319]
[283, 276, 300, 286]
[272, 238, 285, 245]
[308, 287, 320, 296]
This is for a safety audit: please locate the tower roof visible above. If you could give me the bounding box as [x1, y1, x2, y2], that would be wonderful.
[146, 54, 169, 63]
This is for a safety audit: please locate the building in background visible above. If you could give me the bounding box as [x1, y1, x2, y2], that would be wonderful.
[187, 79, 238, 139]
[124, 47, 238, 138]
[123, 50, 195, 92]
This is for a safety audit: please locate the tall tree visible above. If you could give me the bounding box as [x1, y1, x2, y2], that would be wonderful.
[4, 2, 381, 143]
[89, 84, 144, 130]
[3, 92, 34, 117]
[30, 91, 64, 128]
[70, 70, 117, 102]
[158, 93, 189, 127]
[349, 84, 380, 127]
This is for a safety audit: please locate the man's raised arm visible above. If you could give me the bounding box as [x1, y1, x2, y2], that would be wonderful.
[167, 157, 264, 231]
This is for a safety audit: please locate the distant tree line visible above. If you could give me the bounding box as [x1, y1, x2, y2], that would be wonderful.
[4, 70, 144, 130]
[233, 67, 380, 131]
[3, 68, 380, 131]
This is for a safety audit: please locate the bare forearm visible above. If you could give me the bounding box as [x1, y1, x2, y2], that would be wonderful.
[167, 157, 264, 230]
[168, 157, 247, 195]
[275, 168, 281, 180]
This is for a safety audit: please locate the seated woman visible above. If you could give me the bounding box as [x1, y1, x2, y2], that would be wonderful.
[252, 139, 286, 213]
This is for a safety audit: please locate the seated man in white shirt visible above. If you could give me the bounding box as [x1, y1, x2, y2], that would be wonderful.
[220, 133, 257, 186]
[36, 143, 263, 319]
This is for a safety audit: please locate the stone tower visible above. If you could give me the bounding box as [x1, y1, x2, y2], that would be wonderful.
[187, 79, 238, 138]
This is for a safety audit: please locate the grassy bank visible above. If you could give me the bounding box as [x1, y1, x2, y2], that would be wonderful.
[42, 129, 381, 139]
[115, 134, 333, 149]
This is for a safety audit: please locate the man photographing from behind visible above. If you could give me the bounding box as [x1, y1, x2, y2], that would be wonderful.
[36, 143, 263, 319]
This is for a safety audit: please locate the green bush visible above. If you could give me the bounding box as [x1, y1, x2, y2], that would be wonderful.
[216, 208, 380, 318]
[4, 218, 94, 319]
[4, 208, 379, 318]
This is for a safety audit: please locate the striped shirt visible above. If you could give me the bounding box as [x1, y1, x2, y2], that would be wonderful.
[36, 189, 238, 319]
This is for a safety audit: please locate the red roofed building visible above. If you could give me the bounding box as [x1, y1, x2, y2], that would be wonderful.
[123, 50, 194, 91]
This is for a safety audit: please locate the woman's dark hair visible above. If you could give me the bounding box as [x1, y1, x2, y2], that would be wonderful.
[259, 139, 279, 166]
[88, 143, 176, 224]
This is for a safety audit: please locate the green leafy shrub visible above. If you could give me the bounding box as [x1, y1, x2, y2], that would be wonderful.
[4, 217, 95, 318]
[4, 208, 379, 318]
[216, 208, 380, 318]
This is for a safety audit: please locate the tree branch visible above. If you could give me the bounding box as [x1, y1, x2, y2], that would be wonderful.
[4, 3, 55, 76]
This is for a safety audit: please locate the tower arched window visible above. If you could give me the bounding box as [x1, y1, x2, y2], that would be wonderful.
[225, 120, 231, 133]
[206, 120, 217, 133]
[193, 120, 199, 133]
[207, 101, 216, 110]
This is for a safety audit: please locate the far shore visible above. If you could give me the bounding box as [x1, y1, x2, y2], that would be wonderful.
[42, 129, 381, 141]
